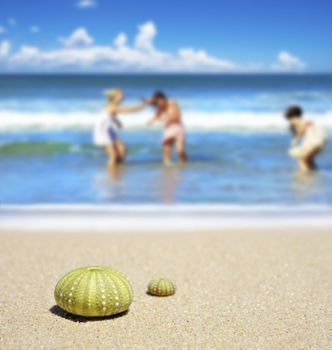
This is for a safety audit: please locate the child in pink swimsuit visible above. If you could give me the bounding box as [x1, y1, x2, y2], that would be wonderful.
[285, 105, 328, 172]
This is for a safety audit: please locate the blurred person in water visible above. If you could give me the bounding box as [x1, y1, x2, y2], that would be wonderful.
[147, 91, 188, 166]
[285, 105, 328, 172]
[94, 89, 149, 169]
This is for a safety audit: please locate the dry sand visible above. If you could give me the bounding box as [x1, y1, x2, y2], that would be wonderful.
[0, 228, 331, 349]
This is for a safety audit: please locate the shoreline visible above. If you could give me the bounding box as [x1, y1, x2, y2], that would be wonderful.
[1, 204, 332, 231]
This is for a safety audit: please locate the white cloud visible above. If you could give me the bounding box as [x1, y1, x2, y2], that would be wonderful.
[135, 21, 157, 51]
[8, 18, 16, 27]
[59, 27, 94, 47]
[114, 33, 127, 47]
[0, 40, 11, 57]
[176, 48, 236, 71]
[11, 46, 40, 66]
[76, 0, 97, 8]
[0, 22, 309, 73]
[272, 51, 306, 71]
[30, 26, 40, 33]
[16, 45, 40, 58]
[0, 26, 6, 34]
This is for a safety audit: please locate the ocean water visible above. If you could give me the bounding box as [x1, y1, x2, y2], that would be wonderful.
[0, 74, 331, 205]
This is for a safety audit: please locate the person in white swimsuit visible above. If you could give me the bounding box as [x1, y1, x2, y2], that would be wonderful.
[94, 89, 148, 168]
[147, 91, 188, 166]
[285, 105, 328, 172]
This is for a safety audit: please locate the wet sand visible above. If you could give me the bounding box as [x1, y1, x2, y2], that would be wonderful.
[0, 228, 331, 349]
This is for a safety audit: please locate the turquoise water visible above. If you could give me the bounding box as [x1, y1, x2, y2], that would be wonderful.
[0, 74, 331, 205]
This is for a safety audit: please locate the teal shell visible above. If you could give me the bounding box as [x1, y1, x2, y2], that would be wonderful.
[54, 266, 133, 317]
[147, 278, 176, 297]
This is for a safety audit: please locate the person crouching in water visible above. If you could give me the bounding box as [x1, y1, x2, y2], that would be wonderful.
[147, 91, 188, 166]
[285, 105, 328, 172]
[94, 89, 148, 169]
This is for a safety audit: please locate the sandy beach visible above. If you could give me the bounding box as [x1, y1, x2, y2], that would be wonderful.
[0, 228, 331, 349]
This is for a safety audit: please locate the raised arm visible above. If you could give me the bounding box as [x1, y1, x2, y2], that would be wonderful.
[113, 101, 148, 114]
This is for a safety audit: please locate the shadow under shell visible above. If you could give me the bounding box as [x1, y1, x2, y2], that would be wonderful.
[49, 305, 129, 323]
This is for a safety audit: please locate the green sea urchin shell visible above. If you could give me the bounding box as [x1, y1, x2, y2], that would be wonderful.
[147, 278, 176, 297]
[54, 266, 133, 317]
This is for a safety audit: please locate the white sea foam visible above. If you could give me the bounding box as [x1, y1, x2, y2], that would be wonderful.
[1, 109, 332, 132]
[1, 204, 332, 231]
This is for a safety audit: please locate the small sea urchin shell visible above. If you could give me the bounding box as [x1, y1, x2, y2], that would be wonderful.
[147, 278, 176, 297]
[54, 266, 133, 317]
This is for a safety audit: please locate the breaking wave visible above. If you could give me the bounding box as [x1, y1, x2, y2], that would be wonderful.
[1, 109, 332, 132]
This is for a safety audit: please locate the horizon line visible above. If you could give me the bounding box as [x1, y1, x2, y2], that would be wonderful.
[0, 72, 332, 76]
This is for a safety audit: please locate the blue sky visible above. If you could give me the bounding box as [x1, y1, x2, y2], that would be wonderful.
[0, 0, 331, 72]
